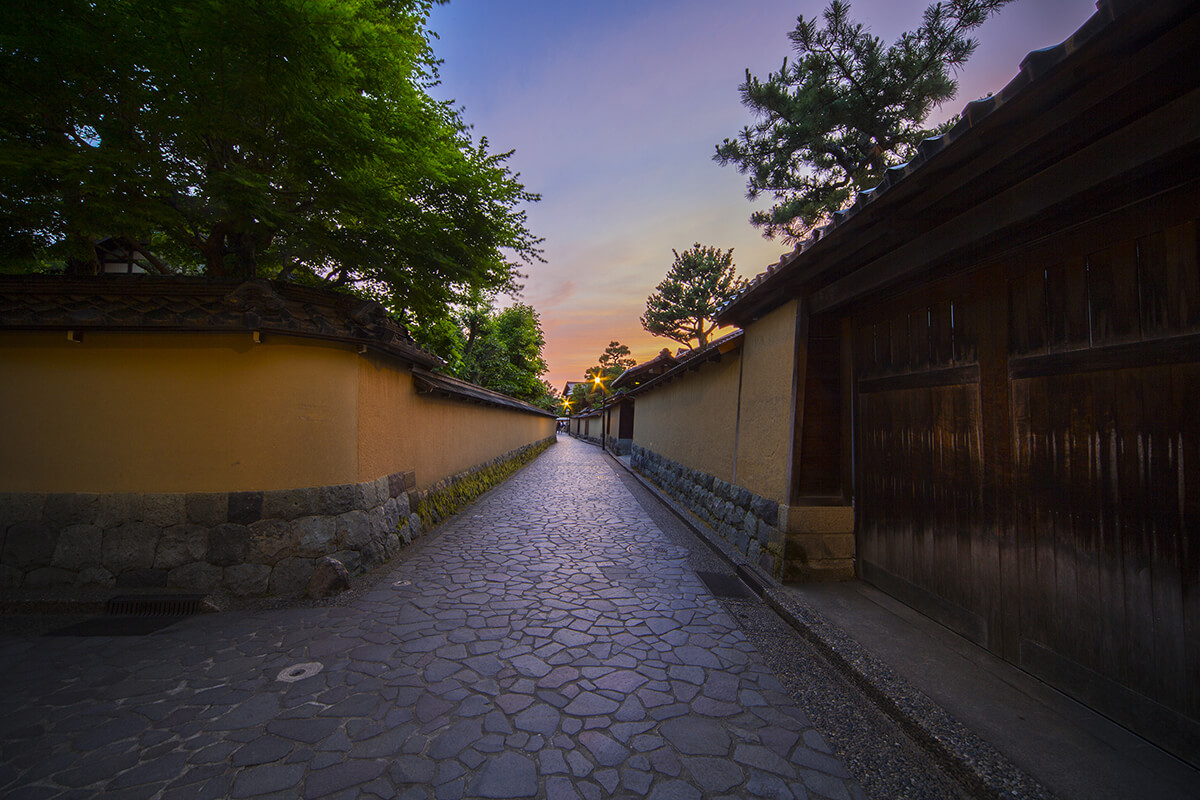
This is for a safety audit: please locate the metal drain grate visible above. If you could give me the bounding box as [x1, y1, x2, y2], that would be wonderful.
[695, 571, 755, 599]
[45, 594, 207, 637]
[104, 594, 207, 616]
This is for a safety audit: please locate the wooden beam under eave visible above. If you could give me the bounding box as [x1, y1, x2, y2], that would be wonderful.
[810, 86, 1200, 315]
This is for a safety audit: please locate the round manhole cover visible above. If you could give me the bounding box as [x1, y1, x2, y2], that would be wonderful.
[276, 662, 323, 683]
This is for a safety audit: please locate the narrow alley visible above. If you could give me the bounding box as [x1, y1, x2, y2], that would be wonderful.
[1, 436, 876, 800]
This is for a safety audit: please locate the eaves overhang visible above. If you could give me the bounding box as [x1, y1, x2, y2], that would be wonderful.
[0, 275, 444, 369]
[625, 330, 745, 399]
[411, 368, 557, 418]
[716, 0, 1200, 326]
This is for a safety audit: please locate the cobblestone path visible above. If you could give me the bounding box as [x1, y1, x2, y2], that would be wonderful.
[0, 437, 861, 800]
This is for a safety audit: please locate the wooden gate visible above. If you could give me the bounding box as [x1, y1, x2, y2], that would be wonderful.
[851, 218, 1200, 760]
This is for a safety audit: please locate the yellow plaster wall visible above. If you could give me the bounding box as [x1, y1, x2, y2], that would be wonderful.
[356, 355, 554, 489]
[0, 331, 359, 492]
[631, 353, 741, 483]
[734, 299, 800, 504]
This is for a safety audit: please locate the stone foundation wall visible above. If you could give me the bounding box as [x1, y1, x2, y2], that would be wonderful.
[604, 436, 632, 456]
[0, 437, 555, 598]
[0, 472, 417, 597]
[631, 444, 786, 577]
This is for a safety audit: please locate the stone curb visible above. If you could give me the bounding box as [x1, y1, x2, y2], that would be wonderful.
[605, 449, 1055, 800]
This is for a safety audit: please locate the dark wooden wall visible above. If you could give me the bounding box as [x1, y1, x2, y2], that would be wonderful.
[849, 214, 1200, 762]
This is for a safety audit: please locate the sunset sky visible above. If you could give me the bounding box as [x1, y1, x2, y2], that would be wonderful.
[427, 0, 1100, 391]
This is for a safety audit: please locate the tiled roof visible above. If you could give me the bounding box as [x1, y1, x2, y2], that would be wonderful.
[718, 0, 1140, 321]
[411, 368, 557, 417]
[611, 349, 679, 390]
[623, 330, 745, 399]
[0, 275, 442, 369]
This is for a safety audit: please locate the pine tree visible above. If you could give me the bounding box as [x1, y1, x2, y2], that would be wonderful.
[715, 0, 1012, 240]
[641, 244, 745, 349]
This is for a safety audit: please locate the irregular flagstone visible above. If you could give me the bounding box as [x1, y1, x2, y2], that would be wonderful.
[0, 436, 858, 800]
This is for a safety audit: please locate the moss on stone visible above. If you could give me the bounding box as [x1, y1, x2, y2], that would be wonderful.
[410, 437, 555, 532]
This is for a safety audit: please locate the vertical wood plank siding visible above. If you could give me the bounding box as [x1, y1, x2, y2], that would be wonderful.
[852, 217, 1200, 745]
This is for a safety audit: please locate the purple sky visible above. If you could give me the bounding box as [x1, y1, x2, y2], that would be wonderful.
[427, 0, 1100, 391]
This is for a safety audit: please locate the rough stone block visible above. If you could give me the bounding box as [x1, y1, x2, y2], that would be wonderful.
[269, 557, 316, 596]
[95, 493, 143, 529]
[759, 522, 784, 551]
[407, 513, 423, 537]
[117, 568, 168, 588]
[295, 516, 336, 557]
[336, 511, 373, 550]
[367, 507, 391, 540]
[307, 556, 350, 598]
[0, 493, 46, 525]
[206, 523, 250, 567]
[750, 495, 778, 527]
[370, 474, 387, 500]
[25, 566, 75, 588]
[319, 484, 356, 516]
[43, 493, 99, 528]
[228, 492, 264, 525]
[735, 487, 752, 509]
[154, 525, 210, 570]
[262, 487, 319, 521]
[4, 521, 60, 570]
[53, 524, 102, 570]
[354, 480, 379, 510]
[332, 549, 362, 573]
[142, 493, 187, 527]
[168, 562, 222, 592]
[76, 566, 115, 588]
[223, 563, 270, 597]
[187, 493, 228, 527]
[246, 519, 296, 564]
[381, 533, 399, 559]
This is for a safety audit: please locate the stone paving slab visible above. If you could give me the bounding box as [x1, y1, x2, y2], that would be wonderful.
[0, 437, 863, 799]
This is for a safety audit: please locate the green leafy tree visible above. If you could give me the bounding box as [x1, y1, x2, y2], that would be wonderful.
[0, 0, 541, 325]
[642, 244, 745, 349]
[715, 0, 1012, 240]
[412, 295, 557, 410]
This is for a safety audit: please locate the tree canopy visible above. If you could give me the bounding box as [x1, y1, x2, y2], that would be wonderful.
[566, 341, 636, 411]
[0, 0, 541, 325]
[412, 293, 558, 410]
[714, 0, 1012, 240]
[642, 244, 745, 349]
